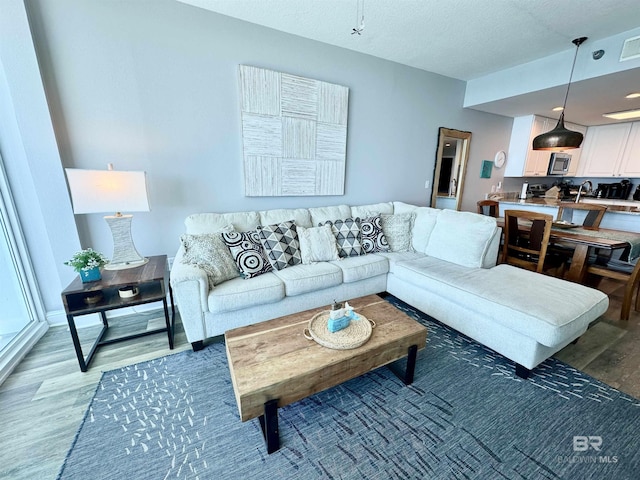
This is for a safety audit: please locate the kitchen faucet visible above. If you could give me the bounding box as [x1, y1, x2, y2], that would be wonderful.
[575, 180, 592, 203]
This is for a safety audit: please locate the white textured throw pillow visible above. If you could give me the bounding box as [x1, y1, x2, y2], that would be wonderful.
[380, 213, 415, 252]
[298, 225, 340, 264]
[180, 231, 239, 287]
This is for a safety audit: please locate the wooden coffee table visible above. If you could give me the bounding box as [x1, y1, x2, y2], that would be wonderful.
[224, 294, 428, 454]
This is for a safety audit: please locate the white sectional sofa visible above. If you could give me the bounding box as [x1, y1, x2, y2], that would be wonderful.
[170, 201, 609, 377]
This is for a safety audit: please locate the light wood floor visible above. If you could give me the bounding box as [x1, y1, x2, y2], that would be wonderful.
[1, 282, 638, 480]
[0, 310, 192, 480]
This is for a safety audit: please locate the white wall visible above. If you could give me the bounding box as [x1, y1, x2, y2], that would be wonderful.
[0, 0, 81, 316]
[5, 0, 512, 315]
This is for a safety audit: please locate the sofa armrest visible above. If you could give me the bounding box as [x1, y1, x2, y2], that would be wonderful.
[170, 246, 210, 343]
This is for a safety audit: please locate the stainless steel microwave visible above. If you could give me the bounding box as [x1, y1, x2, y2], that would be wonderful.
[547, 152, 571, 175]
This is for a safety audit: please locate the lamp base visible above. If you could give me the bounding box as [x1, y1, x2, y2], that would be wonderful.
[104, 215, 147, 270]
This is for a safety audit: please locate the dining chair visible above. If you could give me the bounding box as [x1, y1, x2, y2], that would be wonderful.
[551, 203, 609, 267]
[477, 199, 499, 218]
[586, 257, 640, 321]
[502, 210, 557, 274]
[556, 202, 607, 230]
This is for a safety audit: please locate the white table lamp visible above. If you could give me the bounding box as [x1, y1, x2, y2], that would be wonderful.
[65, 164, 150, 270]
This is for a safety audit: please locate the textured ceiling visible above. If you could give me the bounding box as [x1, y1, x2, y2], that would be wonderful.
[179, 0, 640, 80]
[178, 0, 640, 124]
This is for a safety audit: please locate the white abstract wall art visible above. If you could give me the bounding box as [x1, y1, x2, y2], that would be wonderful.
[239, 65, 349, 196]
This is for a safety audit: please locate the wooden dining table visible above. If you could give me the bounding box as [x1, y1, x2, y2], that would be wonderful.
[496, 218, 638, 283]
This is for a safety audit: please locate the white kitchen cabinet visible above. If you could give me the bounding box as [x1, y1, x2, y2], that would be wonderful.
[522, 116, 552, 176]
[506, 115, 549, 177]
[505, 115, 586, 177]
[577, 123, 632, 177]
[564, 122, 588, 176]
[618, 122, 640, 177]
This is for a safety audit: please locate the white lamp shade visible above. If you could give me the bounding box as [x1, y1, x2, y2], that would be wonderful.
[65, 168, 150, 214]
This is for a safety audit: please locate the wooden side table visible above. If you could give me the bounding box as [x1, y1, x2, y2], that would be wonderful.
[61, 255, 175, 372]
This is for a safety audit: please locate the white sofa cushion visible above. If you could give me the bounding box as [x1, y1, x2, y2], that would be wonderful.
[208, 273, 285, 313]
[272, 263, 343, 296]
[186, 211, 260, 234]
[425, 209, 497, 268]
[350, 202, 394, 217]
[259, 208, 312, 228]
[330, 255, 389, 283]
[393, 202, 441, 253]
[373, 251, 427, 273]
[392, 258, 608, 347]
[392, 201, 417, 213]
[412, 208, 440, 253]
[309, 204, 351, 226]
[298, 225, 340, 264]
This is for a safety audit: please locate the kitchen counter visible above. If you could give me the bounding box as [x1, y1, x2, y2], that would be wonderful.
[499, 197, 640, 215]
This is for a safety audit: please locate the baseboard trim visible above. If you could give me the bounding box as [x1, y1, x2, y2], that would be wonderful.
[0, 321, 49, 386]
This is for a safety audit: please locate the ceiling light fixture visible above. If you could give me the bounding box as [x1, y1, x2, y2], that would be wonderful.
[552, 106, 564, 112]
[602, 109, 640, 121]
[533, 37, 587, 151]
[625, 92, 640, 99]
[351, 0, 365, 35]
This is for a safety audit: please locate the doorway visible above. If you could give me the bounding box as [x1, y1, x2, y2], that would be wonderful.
[431, 128, 471, 210]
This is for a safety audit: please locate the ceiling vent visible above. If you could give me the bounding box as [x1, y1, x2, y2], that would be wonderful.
[620, 35, 640, 62]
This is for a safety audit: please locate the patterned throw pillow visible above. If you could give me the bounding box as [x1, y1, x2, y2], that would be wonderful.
[380, 213, 415, 252]
[360, 215, 389, 253]
[257, 220, 302, 271]
[221, 231, 273, 279]
[180, 233, 239, 287]
[321, 218, 363, 258]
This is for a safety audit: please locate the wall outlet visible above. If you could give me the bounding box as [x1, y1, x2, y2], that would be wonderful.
[424, 180, 430, 189]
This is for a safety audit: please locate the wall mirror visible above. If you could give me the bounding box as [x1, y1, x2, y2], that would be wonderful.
[431, 127, 472, 211]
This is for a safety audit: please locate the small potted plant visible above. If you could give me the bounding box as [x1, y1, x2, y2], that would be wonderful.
[65, 248, 108, 283]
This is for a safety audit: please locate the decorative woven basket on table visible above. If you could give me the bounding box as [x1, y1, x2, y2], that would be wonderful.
[304, 311, 376, 350]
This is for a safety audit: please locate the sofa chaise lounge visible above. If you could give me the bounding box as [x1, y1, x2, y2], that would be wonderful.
[170, 201, 608, 377]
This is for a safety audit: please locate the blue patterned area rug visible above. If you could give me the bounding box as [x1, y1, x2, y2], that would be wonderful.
[58, 297, 640, 479]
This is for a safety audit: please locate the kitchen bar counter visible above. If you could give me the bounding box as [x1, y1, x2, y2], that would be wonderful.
[495, 196, 640, 233]
[499, 197, 640, 215]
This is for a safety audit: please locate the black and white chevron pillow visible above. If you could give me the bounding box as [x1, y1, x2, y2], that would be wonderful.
[321, 217, 363, 258]
[257, 220, 302, 271]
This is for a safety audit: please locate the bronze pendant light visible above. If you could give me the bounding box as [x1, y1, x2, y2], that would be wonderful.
[533, 37, 587, 151]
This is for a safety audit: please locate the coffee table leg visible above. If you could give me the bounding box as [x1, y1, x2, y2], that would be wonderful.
[388, 344, 418, 385]
[258, 399, 280, 454]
